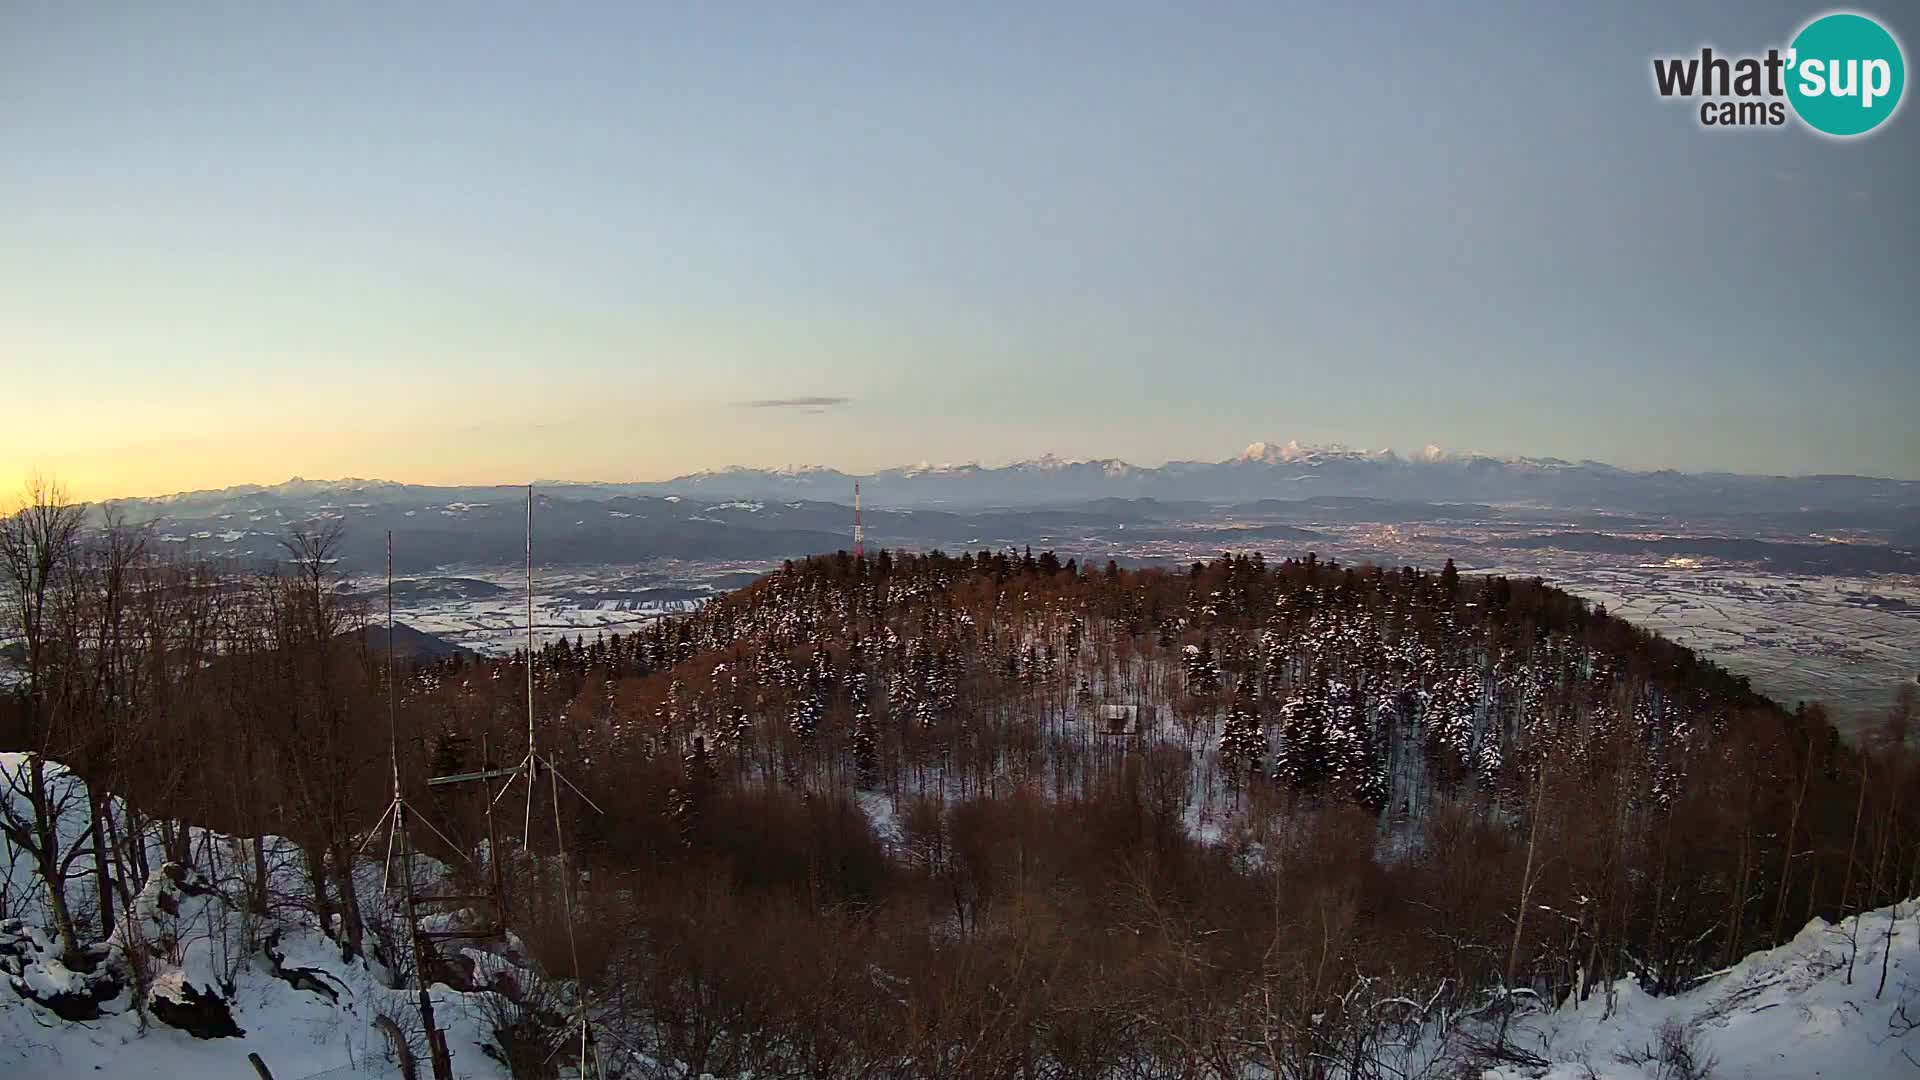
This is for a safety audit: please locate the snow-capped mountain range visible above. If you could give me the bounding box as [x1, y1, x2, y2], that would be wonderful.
[117, 441, 1917, 521]
[639, 441, 1914, 514]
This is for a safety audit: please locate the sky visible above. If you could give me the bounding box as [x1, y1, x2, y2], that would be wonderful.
[2, 2, 1916, 501]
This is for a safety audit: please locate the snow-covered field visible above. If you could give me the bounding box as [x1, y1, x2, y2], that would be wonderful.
[342, 562, 770, 655]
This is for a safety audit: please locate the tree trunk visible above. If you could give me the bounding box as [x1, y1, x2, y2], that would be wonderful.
[304, 842, 335, 941]
[28, 758, 83, 961]
[332, 837, 365, 960]
[251, 835, 270, 916]
[88, 786, 116, 938]
[1770, 734, 1815, 945]
[1505, 766, 1549, 990]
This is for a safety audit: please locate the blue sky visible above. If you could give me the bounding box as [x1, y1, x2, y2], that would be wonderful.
[2, 2, 1915, 499]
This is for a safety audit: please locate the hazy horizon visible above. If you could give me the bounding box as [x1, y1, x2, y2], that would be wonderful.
[5, 3, 1916, 501]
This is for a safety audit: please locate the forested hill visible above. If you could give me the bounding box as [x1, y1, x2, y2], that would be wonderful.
[512, 547, 1779, 826]
[423, 546, 1901, 998]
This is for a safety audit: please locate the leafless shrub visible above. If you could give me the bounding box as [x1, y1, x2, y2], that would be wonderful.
[472, 972, 571, 1080]
[1614, 1018, 1716, 1080]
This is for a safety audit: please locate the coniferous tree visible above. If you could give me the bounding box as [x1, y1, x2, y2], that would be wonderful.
[1275, 672, 1330, 791]
[672, 733, 716, 847]
[1221, 672, 1266, 785]
[1325, 678, 1387, 809]
[1185, 636, 1222, 699]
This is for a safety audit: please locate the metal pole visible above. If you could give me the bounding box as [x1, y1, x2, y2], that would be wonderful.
[482, 733, 505, 930]
[526, 484, 536, 763]
[388, 533, 400, 797]
[390, 533, 452, 1080]
[524, 485, 538, 858]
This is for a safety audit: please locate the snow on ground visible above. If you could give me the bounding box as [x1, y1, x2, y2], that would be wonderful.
[1, 754, 517, 1080]
[1486, 903, 1920, 1079]
[853, 790, 904, 853]
[1, 935, 509, 1080]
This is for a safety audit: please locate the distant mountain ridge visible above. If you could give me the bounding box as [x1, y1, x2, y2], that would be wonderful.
[641, 441, 1917, 514]
[119, 440, 1917, 516]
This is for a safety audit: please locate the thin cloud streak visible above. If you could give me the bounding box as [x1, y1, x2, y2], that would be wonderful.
[739, 396, 851, 410]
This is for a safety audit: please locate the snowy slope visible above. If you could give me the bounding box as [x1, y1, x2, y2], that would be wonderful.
[1485, 903, 1920, 1079]
[0, 753, 514, 1080]
[2, 913, 507, 1080]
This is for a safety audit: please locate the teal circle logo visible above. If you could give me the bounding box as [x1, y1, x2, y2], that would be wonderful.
[1787, 12, 1905, 136]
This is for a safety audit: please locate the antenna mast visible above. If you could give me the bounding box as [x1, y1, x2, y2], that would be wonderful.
[491, 484, 607, 1078]
[421, 485, 608, 1078]
[389, 533, 399, 793]
[360, 532, 462, 1080]
[853, 480, 864, 560]
[526, 483, 536, 776]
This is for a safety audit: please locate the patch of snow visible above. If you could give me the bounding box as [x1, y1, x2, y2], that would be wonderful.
[1485, 902, 1920, 1079]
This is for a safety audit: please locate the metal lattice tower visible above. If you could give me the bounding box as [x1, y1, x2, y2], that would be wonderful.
[853, 480, 864, 560]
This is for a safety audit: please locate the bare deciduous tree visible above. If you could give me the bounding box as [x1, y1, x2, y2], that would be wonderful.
[0, 475, 89, 959]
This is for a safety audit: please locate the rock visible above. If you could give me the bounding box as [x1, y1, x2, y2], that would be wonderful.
[263, 930, 344, 1004]
[0, 922, 124, 1021]
[150, 980, 244, 1039]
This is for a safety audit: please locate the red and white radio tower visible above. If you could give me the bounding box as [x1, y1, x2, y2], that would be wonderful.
[853, 480, 865, 559]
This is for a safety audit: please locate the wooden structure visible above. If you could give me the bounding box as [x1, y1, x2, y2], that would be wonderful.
[1097, 703, 1155, 737]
